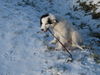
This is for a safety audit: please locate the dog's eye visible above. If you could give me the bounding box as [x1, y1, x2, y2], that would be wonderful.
[48, 18, 52, 24]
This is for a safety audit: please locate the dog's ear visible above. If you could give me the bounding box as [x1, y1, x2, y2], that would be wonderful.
[48, 18, 58, 24]
[40, 13, 49, 26]
[49, 13, 58, 23]
[40, 19, 42, 26]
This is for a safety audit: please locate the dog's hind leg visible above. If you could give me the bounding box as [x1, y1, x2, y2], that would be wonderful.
[71, 31, 84, 50]
[72, 44, 84, 50]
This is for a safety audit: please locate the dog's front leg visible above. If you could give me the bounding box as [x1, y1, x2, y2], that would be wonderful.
[55, 42, 63, 50]
[50, 38, 57, 44]
[55, 36, 66, 50]
[50, 33, 58, 44]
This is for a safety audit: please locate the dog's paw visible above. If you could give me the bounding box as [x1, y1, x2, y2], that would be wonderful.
[50, 40, 57, 44]
[55, 47, 62, 50]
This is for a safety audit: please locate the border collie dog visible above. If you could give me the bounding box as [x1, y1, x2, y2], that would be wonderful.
[40, 13, 84, 50]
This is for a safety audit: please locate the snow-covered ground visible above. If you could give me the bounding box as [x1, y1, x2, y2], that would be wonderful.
[0, 0, 100, 75]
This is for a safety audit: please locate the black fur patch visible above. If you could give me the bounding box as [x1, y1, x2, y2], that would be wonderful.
[40, 13, 49, 26]
[48, 18, 52, 24]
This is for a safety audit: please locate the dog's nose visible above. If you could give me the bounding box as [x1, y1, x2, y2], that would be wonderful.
[41, 29, 44, 31]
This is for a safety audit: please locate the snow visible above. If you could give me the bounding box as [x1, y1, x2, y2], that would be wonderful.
[0, 0, 100, 75]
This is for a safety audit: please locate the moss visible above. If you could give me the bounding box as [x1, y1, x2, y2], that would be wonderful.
[97, 24, 100, 28]
[65, 12, 71, 16]
[79, 1, 97, 13]
[91, 53, 100, 64]
[92, 12, 100, 19]
[78, 1, 100, 19]
[73, 5, 79, 11]
[79, 22, 87, 29]
[76, 0, 80, 3]
[95, 40, 100, 46]
[89, 32, 100, 39]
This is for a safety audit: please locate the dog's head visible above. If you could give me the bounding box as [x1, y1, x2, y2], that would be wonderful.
[40, 13, 57, 32]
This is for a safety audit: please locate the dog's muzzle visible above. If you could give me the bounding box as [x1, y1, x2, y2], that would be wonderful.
[41, 28, 49, 32]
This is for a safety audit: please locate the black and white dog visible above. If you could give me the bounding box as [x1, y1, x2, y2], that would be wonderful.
[40, 13, 84, 50]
